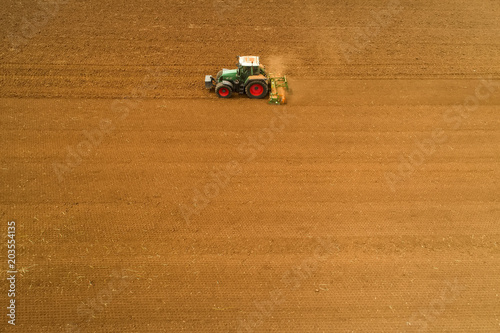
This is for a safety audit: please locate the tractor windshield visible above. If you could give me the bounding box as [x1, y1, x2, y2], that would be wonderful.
[240, 67, 250, 77]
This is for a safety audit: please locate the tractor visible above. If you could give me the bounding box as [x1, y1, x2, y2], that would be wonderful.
[205, 56, 288, 105]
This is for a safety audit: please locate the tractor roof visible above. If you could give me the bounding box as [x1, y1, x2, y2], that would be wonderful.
[239, 56, 259, 67]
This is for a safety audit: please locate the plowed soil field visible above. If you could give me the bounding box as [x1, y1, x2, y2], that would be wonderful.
[1, 0, 500, 332]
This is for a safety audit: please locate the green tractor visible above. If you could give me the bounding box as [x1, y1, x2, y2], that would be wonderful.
[205, 56, 288, 104]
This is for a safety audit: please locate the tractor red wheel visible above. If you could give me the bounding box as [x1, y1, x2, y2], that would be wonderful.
[219, 87, 230, 96]
[215, 83, 233, 98]
[245, 81, 268, 99]
[250, 84, 263, 96]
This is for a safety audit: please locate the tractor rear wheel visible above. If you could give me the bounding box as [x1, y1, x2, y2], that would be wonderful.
[245, 81, 268, 99]
[215, 83, 233, 98]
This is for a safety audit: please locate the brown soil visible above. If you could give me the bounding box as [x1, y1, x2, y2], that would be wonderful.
[1, 0, 499, 332]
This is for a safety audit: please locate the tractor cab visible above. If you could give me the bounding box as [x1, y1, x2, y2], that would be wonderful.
[237, 56, 261, 80]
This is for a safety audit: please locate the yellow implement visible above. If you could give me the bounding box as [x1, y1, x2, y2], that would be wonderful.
[268, 74, 289, 105]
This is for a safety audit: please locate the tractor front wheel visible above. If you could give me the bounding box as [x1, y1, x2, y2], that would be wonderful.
[245, 81, 268, 99]
[215, 83, 233, 98]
